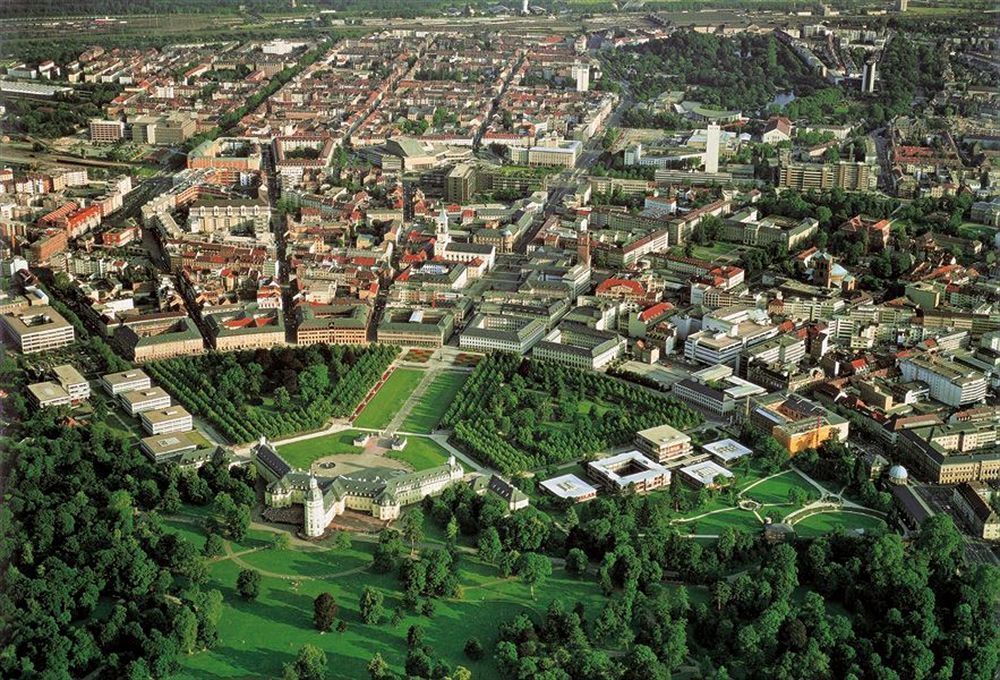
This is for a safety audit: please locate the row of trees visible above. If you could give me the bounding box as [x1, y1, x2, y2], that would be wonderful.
[442, 353, 701, 473]
[146, 344, 398, 443]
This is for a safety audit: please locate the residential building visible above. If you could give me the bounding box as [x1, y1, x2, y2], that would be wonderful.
[899, 355, 988, 407]
[951, 482, 999, 540]
[27, 381, 72, 408]
[778, 158, 878, 192]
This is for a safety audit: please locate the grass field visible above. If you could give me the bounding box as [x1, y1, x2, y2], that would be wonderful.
[354, 369, 425, 430]
[682, 508, 764, 535]
[689, 242, 742, 261]
[792, 511, 887, 538]
[399, 372, 469, 434]
[741, 470, 820, 505]
[170, 513, 611, 680]
[277, 430, 366, 469]
[386, 437, 454, 471]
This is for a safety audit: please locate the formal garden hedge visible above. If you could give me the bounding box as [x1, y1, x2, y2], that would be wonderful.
[146, 344, 398, 443]
[441, 353, 701, 475]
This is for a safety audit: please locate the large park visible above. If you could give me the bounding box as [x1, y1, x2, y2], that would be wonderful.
[140, 346, 896, 679]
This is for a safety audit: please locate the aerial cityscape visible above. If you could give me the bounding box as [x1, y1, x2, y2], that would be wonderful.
[0, 0, 998, 678]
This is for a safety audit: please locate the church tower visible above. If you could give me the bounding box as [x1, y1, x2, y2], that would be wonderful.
[577, 221, 591, 267]
[434, 206, 450, 258]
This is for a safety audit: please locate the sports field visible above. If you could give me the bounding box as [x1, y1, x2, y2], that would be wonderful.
[399, 372, 469, 434]
[354, 368, 425, 429]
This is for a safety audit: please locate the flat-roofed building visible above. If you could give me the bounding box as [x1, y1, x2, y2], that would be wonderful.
[672, 364, 767, 422]
[140, 405, 193, 435]
[749, 392, 849, 454]
[377, 308, 454, 348]
[899, 354, 988, 407]
[51, 364, 89, 403]
[0, 305, 74, 353]
[119, 386, 171, 415]
[679, 460, 734, 488]
[532, 322, 626, 370]
[899, 421, 1000, 484]
[204, 305, 285, 352]
[100, 369, 152, 395]
[27, 381, 71, 408]
[90, 119, 125, 143]
[539, 474, 598, 503]
[635, 423, 693, 463]
[140, 431, 216, 467]
[459, 313, 546, 354]
[703, 438, 753, 464]
[587, 450, 670, 493]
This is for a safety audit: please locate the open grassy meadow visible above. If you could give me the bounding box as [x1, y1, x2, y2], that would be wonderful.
[166, 512, 610, 680]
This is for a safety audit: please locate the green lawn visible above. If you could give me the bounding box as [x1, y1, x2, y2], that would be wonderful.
[958, 222, 999, 241]
[354, 369, 426, 430]
[682, 508, 763, 535]
[173, 536, 611, 680]
[277, 430, 367, 470]
[741, 471, 820, 505]
[386, 437, 455, 471]
[690, 242, 741, 261]
[792, 511, 887, 538]
[399, 372, 468, 434]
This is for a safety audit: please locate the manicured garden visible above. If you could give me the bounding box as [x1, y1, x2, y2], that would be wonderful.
[146, 345, 399, 443]
[354, 368, 426, 429]
[399, 371, 468, 434]
[442, 354, 700, 474]
[740, 470, 820, 505]
[277, 429, 367, 470]
[387, 437, 454, 471]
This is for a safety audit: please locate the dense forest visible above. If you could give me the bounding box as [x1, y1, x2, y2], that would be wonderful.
[602, 31, 819, 114]
[0, 406, 257, 678]
[488, 491, 1000, 680]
